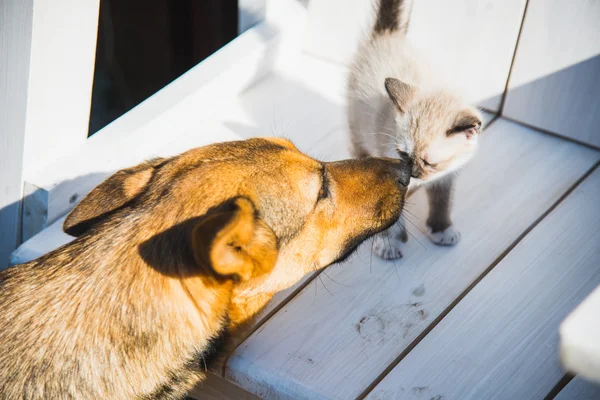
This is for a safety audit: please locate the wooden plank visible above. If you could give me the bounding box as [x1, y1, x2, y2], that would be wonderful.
[561, 285, 600, 383]
[188, 372, 260, 400]
[503, 0, 600, 148]
[20, 0, 100, 178]
[304, 0, 527, 111]
[0, 0, 34, 269]
[225, 119, 600, 399]
[20, 0, 309, 241]
[555, 377, 600, 400]
[367, 168, 600, 400]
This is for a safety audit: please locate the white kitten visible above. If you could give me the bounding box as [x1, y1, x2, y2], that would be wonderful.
[347, 0, 483, 259]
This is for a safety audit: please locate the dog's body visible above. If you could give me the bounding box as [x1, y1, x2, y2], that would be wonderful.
[0, 138, 410, 399]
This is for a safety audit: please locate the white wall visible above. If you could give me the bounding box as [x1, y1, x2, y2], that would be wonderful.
[304, 0, 527, 112]
[503, 0, 600, 148]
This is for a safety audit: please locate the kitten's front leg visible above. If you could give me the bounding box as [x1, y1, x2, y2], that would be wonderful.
[426, 174, 461, 246]
[372, 218, 408, 260]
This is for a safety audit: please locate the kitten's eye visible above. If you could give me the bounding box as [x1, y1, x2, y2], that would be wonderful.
[422, 158, 437, 168]
[447, 121, 482, 136]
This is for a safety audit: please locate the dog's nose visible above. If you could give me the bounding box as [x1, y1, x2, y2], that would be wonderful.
[393, 151, 413, 187]
[395, 160, 412, 187]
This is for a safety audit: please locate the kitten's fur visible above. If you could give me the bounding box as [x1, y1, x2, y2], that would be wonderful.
[347, 0, 483, 259]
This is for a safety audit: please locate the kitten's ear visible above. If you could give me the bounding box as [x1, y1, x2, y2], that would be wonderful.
[385, 77, 416, 113]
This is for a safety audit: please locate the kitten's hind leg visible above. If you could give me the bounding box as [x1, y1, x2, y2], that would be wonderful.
[426, 174, 461, 246]
[372, 219, 408, 260]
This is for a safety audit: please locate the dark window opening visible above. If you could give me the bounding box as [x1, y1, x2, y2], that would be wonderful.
[88, 0, 240, 136]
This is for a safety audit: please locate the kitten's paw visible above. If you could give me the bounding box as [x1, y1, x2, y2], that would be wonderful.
[429, 226, 461, 246]
[373, 234, 404, 260]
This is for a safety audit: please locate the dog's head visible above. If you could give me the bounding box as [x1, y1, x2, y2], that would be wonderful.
[64, 138, 410, 291]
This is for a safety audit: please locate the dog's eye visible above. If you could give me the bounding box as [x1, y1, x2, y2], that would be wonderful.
[317, 167, 329, 202]
[318, 187, 328, 200]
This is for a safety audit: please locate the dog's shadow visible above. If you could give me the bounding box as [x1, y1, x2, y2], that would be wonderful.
[138, 198, 242, 281]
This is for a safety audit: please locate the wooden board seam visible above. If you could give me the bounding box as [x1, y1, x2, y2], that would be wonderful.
[502, 115, 600, 152]
[357, 158, 600, 400]
[498, 0, 531, 115]
[544, 374, 575, 400]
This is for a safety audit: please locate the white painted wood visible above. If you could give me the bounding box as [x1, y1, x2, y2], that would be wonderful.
[225, 119, 600, 399]
[555, 377, 600, 400]
[304, 0, 527, 111]
[20, 0, 308, 241]
[561, 285, 600, 384]
[503, 0, 600, 148]
[240, 0, 267, 33]
[20, 0, 100, 178]
[9, 216, 72, 266]
[0, 0, 34, 269]
[367, 169, 600, 400]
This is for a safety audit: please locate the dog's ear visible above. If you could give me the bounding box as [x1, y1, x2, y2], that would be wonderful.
[191, 198, 278, 282]
[63, 158, 166, 237]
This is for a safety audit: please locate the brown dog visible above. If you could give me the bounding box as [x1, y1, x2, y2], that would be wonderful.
[0, 138, 410, 399]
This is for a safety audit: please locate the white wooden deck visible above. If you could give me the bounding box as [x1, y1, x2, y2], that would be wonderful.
[12, 52, 600, 399]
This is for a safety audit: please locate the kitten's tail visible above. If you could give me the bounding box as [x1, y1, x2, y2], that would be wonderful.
[372, 0, 414, 36]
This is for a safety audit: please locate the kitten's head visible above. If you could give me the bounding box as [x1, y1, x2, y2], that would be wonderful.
[384, 77, 482, 183]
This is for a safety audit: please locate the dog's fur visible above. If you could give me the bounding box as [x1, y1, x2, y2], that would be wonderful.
[0, 138, 410, 399]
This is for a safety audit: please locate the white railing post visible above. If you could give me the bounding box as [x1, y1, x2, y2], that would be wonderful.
[0, 0, 100, 266]
[0, 0, 33, 269]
